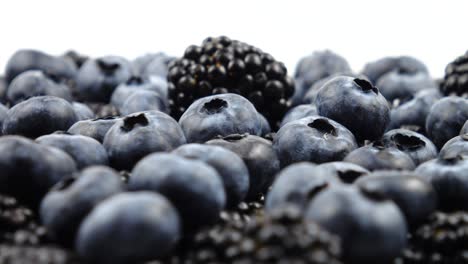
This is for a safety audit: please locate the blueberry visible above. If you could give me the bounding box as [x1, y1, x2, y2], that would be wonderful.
[137, 52, 175, 78]
[265, 162, 342, 213]
[75, 56, 132, 102]
[76, 192, 181, 263]
[293, 50, 351, 105]
[128, 153, 225, 230]
[110, 76, 168, 110]
[280, 104, 318, 127]
[3, 96, 78, 138]
[179, 93, 263, 143]
[381, 129, 437, 165]
[461, 120, 468, 135]
[172, 143, 249, 208]
[415, 155, 468, 211]
[62, 50, 89, 69]
[206, 134, 280, 200]
[376, 71, 436, 103]
[439, 134, 468, 157]
[387, 88, 442, 132]
[40, 166, 123, 245]
[72, 102, 94, 121]
[355, 170, 437, 227]
[305, 185, 407, 263]
[257, 112, 271, 136]
[36, 132, 108, 169]
[303, 73, 370, 105]
[344, 145, 416, 171]
[316, 77, 390, 141]
[68, 116, 121, 143]
[274, 116, 357, 167]
[104, 111, 186, 170]
[5, 49, 76, 84]
[0, 136, 77, 207]
[318, 161, 370, 183]
[119, 90, 168, 115]
[426, 96, 468, 149]
[7, 70, 73, 105]
[361, 56, 429, 84]
[0, 103, 8, 135]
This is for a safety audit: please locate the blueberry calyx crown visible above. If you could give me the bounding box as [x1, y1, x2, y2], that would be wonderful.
[219, 133, 248, 142]
[462, 133, 468, 141]
[308, 119, 337, 137]
[354, 78, 378, 94]
[126, 76, 144, 85]
[360, 186, 388, 201]
[202, 98, 228, 115]
[439, 153, 463, 165]
[392, 133, 425, 151]
[96, 59, 120, 75]
[337, 170, 365, 184]
[121, 113, 149, 132]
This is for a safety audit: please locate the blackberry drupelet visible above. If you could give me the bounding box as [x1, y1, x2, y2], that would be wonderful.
[0, 193, 48, 246]
[174, 207, 342, 264]
[0, 245, 80, 264]
[399, 211, 468, 264]
[441, 51, 468, 97]
[167, 36, 295, 128]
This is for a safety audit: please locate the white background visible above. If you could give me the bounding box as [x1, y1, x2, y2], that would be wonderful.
[0, 0, 467, 78]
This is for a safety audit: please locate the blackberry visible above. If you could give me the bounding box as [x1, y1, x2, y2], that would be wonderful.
[173, 207, 342, 264]
[398, 211, 468, 264]
[0, 245, 80, 264]
[441, 51, 468, 97]
[0, 194, 48, 246]
[167, 36, 295, 129]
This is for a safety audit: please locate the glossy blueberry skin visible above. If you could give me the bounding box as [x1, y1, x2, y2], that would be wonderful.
[318, 161, 370, 183]
[355, 170, 437, 227]
[381, 129, 437, 165]
[426, 97, 468, 149]
[76, 192, 181, 263]
[316, 76, 390, 141]
[173, 144, 249, 208]
[3, 96, 78, 139]
[36, 133, 108, 169]
[361, 56, 428, 84]
[7, 70, 73, 105]
[0, 136, 77, 207]
[293, 50, 351, 104]
[274, 116, 358, 167]
[68, 116, 120, 143]
[111, 76, 168, 110]
[119, 90, 168, 116]
[179, 93, 262, 143]
[5, 49, 76, 84]
[0, 103, 8, 135]
[104, 111, 186, 170]
[265, 162, 342, 214]
[206, 134, 281, 200]
[129, 153, 225, 231]
[439, 134, 468, 157]
[72, 102, 94, 121]
[415, 156, 468, 211]
[376, 71, 436, 103]
[387, 88, 442, 132]
[40, 166, 123, 245]
[305, 185, 407, 264]
[344, 146, 416, 171]
[75, 56, 132, 102]
[280, 104, 318, 127]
